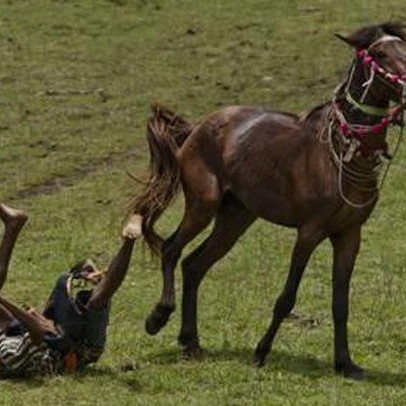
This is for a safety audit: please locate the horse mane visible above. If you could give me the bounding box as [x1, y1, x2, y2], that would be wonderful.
[344, 22, 406, 49]
[299, 102, 331, 124]
[265, 108, 300, 121]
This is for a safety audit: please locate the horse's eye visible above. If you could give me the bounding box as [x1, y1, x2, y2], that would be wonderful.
[375, 51, 387, 59]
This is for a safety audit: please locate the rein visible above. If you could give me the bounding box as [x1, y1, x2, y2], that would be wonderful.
[326, 35, 406, 208]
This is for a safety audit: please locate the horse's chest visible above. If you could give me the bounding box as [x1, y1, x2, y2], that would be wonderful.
[329, 202, 377, 232]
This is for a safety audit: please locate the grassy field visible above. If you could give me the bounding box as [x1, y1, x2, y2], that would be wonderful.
[1, 0, 406, 404]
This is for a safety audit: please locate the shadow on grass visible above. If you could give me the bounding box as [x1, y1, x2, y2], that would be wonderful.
[148, 346, 406, 387]
[5, 350, 406, 389]
[3, 365, 143, 392]
[2, 375, 49, 388]
[271, 350, 406, 387]
[77, 365, 144, 391]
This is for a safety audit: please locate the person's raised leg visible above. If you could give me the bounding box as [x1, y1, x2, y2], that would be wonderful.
[0, 203, 28, 292]
[86, 214, 143, 310]
[0, 304, 13, 331]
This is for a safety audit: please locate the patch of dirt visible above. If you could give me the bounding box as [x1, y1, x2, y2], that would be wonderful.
[10, 148, 140, 200]
[287, 311, 322, 329]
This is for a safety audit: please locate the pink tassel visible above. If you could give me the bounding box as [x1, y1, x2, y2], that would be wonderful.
[387, 74, 399, 83]
[381, 117, 390, 127]
[340, 122, 349, 135]
[372, 124, 383, 134]
[357, 128, 367, 137]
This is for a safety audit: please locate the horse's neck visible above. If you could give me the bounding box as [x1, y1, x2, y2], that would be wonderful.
[326, 61, 392, 175]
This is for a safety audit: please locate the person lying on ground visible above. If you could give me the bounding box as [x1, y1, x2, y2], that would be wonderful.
[0, 203, 142, 378]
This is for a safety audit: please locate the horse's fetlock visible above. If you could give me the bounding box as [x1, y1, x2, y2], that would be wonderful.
[178, 331, 198, 347]
[158, 302, 176, 313]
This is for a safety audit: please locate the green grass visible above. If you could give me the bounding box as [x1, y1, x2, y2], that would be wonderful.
[1, 0, 406, 404]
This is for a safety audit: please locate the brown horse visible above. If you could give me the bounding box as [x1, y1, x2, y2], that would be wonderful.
[132, 23, 406, 379]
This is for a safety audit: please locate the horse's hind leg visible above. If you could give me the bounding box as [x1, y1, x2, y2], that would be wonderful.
[178, 195, 256, 355]
[254, 226, 324, 366]
[145, 172, 221, 335]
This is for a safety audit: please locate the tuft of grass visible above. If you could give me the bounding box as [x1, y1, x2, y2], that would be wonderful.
[1, 0, 406, 404]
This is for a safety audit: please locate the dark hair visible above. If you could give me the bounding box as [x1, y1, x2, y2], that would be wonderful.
[345, 22, 406, 49]
[69, 260, 88, 274]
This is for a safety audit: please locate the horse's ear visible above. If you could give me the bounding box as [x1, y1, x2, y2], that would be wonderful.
[335, 27, 387, 49]
[334, 33, 357, 47]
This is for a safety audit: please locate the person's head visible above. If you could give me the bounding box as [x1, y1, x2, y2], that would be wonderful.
[68, 259, 103, 310]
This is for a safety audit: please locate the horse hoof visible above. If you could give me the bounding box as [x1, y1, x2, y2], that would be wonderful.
[335, 362, 365, 380]
[253, 340, 269, 368]
[253, 352, 266, 368]
[183, 345, 205, 360]
[145, 304, 174, 335]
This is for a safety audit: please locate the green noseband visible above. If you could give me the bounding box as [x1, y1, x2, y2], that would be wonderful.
[345, 92, 389, 116]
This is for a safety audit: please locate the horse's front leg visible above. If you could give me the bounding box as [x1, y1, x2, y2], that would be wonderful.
[330, 226, 364, 380]
[254, 227, 324, 366]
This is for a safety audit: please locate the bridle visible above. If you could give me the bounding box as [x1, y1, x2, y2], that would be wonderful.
[326, 34, 406, 207]
[333, 36, 406, 147]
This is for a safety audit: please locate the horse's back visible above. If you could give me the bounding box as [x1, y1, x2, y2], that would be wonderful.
[178, 105, 301, 167]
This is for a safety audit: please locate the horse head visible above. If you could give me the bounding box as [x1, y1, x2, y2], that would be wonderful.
[336, 23, 406, 107]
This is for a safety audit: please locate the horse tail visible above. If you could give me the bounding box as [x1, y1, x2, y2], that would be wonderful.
[130, 103, 194, 254]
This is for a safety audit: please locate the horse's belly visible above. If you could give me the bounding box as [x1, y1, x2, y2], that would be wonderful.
[231, 183, 311, 227]
[225, 149, 336, 227]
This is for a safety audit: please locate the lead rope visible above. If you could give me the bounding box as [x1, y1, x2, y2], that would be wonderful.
[333, 119, 404, 208]
[328, 37, 406, 208]
[360, 63, 376, 103]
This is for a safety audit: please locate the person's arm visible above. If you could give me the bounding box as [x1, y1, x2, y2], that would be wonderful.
[86, 214, 142, 310]
[0, 296, 57, 344]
